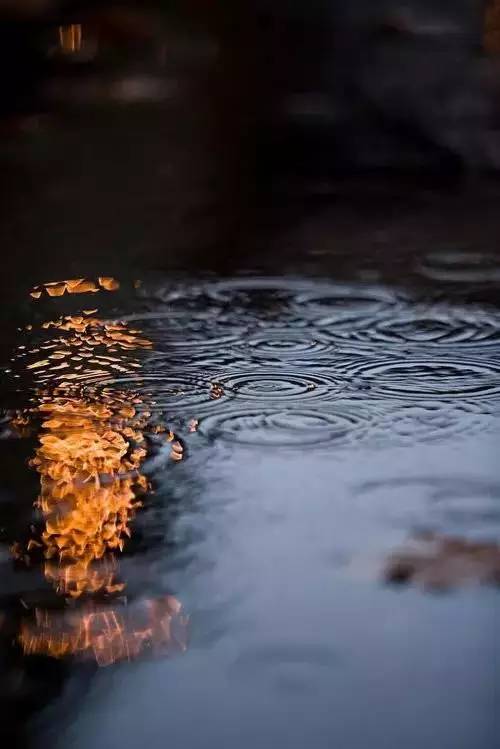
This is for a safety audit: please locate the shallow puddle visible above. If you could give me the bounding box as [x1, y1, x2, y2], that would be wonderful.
[0, 271, 499, 749]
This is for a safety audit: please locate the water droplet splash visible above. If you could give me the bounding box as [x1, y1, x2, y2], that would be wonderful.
[91, 276, 500, 449]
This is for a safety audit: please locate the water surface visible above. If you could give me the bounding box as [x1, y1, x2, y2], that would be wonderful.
[0, 269, 499, 749]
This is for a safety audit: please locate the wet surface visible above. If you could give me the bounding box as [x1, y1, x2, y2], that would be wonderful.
[0, 4, 500, 746]
[0, 263, 499, 749]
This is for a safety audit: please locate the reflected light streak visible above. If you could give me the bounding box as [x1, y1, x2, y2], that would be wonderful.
[9, 278, 187, 665]
[20, 595, 188, 666]
[58, 25, 83, 54]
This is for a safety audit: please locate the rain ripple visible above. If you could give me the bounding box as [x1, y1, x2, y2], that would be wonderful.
[195, 401, 378, 448]
[337, 356, 500, 400]
[418, 251, 500, 283]
[292, 284, 398, 326]
[232, 329, 336, 365]
[98, 371, 226, 414]
[371, 400, 498, 444]
[215, 369, 344, 403]
[316, 302, 500, 349]
[107, 277, 500, 447]
[194, 399, 496, 449]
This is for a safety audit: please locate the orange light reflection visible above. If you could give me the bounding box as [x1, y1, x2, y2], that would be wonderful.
[10, 279, 187, 665]
[20, 595, 188, 666]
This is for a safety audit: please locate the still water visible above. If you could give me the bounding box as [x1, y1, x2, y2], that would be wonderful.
[0, 266, 499, 748]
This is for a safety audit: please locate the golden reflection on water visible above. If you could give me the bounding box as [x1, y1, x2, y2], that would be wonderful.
[30, 277, 119, 300]
[20, 595, 187, 667]
[10, 278, 187, 665]
[30, 389, 149, 597]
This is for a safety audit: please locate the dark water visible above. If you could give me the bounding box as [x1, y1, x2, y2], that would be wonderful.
[0, 264, 499, 749]
[0, 4, 500, 746]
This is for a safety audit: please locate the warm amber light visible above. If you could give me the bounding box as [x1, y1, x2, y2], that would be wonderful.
[10, 278, 188, 665]
[30, 277, 121, 300]
[20, 595, 188, 665]
[59, 24, 83, 54]
[32, 391, 150, 596]
[21, 307, 154, 596]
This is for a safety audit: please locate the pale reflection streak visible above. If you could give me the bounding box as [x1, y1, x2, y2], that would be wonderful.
[11, 278, 187, 664]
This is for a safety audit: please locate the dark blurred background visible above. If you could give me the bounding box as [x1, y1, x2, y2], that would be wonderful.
[0, 1, 500, 299]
